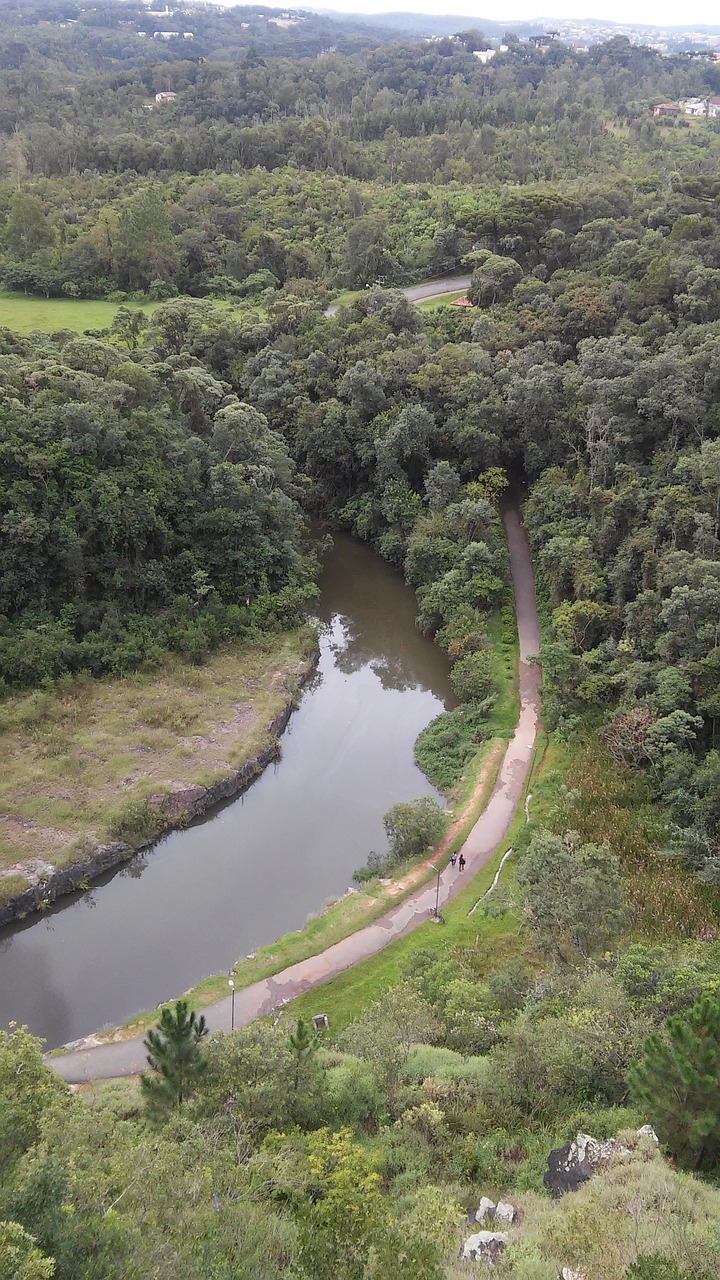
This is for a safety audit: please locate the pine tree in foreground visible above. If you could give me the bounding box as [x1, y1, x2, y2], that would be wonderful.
[140, 998, 209, 1118]
[288, 1017, 319, 1121]
[627, 993, 720, 1172]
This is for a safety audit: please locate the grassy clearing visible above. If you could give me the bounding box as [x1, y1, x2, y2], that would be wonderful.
[556, 738, 720, 941]
[327, 288, 364, 309]
[415, 290, 469, 311]
[0, 292, 241, 335]
[0, 292, 165, 334]
[0, 629, 313, 873]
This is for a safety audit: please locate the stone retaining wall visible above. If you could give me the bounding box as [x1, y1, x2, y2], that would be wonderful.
[0, 649, 319, 928]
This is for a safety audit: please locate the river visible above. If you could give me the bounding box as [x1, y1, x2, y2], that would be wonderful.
[0, 536, 454, 1050]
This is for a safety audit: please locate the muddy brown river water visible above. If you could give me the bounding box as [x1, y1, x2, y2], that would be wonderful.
[0, 536, 455, 1049]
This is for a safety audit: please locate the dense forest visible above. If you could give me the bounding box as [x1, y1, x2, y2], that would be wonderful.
[3, 4, 720, 1278]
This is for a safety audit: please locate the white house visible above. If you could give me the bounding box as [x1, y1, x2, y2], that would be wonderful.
[685, 98, 708, 116]
[153, 30, 179, 39]
[155, 91, 177, 102]
[473, 49, 496, 63]
[708, 97, 720, 117]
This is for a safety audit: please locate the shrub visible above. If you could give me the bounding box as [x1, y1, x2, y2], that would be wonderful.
[415, 704, 490, 790]
[450, 650, 497, 703]
[106, 798, 165, 846]
[383, 797, 448, 865]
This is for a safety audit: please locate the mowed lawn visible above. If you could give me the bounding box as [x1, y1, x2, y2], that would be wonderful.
[0, 292, 241, 334]
[0, 292, 163, 334]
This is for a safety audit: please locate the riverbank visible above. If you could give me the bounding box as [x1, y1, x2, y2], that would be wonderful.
[66, 734, 507, 1051]
[59, 570, 521, 1050]
[0, 628, 318, 924]
[49, 504, 539, 1082]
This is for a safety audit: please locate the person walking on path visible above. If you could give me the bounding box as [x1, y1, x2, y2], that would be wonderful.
[458, 853, 466, 872]
[449, 853, 457, 868]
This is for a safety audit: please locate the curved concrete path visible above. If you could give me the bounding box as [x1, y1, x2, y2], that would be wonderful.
[49, 504, 540, 1083]
[325, 274, 472, 316]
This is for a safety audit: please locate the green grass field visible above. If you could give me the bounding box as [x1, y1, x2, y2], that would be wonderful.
[416, 290, 469, 311]
[0, 292, 163, 334]
[0, 292, 243, 334]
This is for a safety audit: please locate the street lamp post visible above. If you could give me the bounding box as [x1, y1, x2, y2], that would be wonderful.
[228, 977, 235, 1032]
[429, 863, 442, 920]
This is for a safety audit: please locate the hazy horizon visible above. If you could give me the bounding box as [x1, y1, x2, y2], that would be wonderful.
[207, 0, 720, 31]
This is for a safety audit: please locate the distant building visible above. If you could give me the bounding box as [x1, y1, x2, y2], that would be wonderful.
[684, 97, 708, 115]
[182, 32, 194, 39]
[708, 97, 720, 117]
[155, 91, 177, 102]
[653, 102, 679, 117]
[153, 30, 180, 39]
[473, 49, 496, 63]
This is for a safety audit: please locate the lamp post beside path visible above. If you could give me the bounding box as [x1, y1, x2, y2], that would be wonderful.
[429, 863, 442, 922]
[228, 978, 235, 1031]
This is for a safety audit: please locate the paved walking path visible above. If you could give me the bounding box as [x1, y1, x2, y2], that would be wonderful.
[324, 274, 472, 316]
[49, 504, 540, 1083]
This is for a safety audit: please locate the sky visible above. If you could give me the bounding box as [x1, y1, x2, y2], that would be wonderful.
[244, 0, 720, 27]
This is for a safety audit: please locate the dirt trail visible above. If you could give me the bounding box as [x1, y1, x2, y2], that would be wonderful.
[49, 502, 540, 1084]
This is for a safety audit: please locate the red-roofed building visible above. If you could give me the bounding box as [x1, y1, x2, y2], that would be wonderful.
[653, 103, 679, 117]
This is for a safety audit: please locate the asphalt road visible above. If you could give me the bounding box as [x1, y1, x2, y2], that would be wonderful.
[324, 274, 472, 316]
[49, 501, 540, 1083]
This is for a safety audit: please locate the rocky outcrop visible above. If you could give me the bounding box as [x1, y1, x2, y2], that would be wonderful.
[462, 1231, 508, 1264]
[0, 649, 319, 928]
[474, 1197, 517, 1225]
[543, 1127, 660, 1199]
[544, 1132, 622, 1198]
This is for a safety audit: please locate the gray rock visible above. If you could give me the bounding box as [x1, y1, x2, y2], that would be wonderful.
[494, 1201, 517, 1223]
[559, 1269, 587, 1280]
[475, 1196, 496, 1222]
[636, 1124, 659, 1144]
[462, 1231, 508, 1264]
[544, 1132, 618, 1199]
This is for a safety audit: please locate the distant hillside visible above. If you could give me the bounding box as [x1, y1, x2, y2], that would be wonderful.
[311, 9, 518, 38]
[312, 8, 720, 46]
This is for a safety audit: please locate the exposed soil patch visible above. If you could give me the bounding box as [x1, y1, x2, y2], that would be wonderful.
[0, 632, 313, 879]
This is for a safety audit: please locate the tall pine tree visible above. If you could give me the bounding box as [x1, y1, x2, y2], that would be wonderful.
[141, 999, 209, 1118]
[627, 993, 720, 1171]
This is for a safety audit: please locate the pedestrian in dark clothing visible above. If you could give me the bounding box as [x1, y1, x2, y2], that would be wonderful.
[449, 853, 457, 868]
[458, 853, 466, 872]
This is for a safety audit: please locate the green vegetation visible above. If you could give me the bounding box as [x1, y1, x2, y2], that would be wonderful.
[415, 703, 491, 790]
[0, 293, 154, 334]
[140, 999, 209, 1118]
[6, 3, 720, 1275]
[628, 994, 720, 1173]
